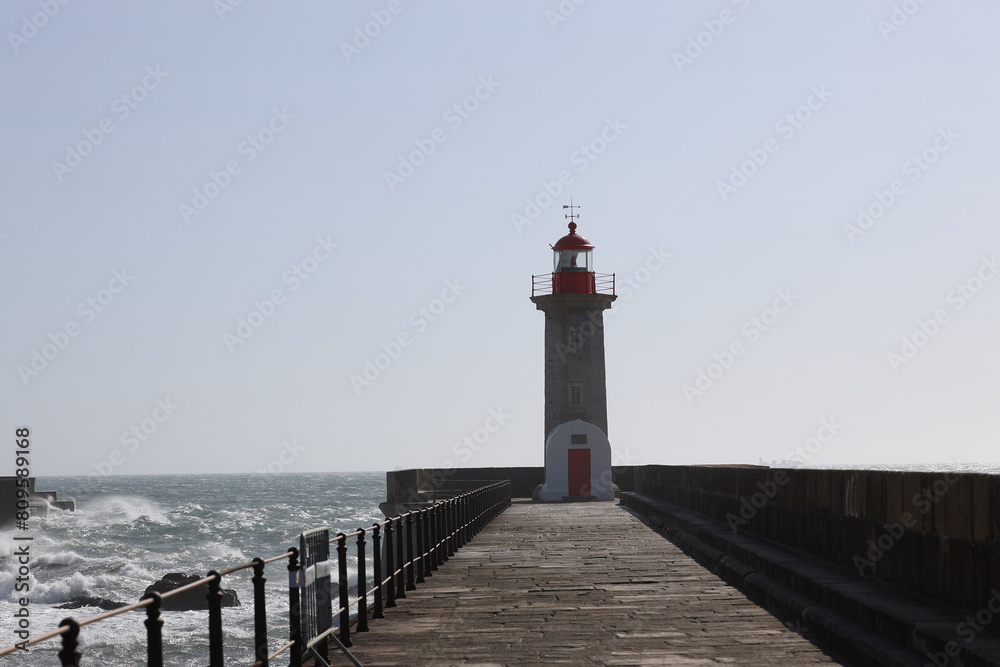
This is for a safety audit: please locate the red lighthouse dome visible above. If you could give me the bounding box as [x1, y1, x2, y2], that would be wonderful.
[531, 206, 615, 297]
[551, 221, 596, 294]
[552, 222, 594, 252]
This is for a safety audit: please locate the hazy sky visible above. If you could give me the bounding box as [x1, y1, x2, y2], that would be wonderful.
[3, 1, 999, 477]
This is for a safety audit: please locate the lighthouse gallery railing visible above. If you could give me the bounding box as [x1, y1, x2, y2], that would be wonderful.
[532, 272, 615, 297]
[0, 481, 512, 667]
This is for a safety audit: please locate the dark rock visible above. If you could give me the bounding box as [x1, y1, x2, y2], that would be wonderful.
[142, 572, 241, 611]
[56, 596, 127, 611]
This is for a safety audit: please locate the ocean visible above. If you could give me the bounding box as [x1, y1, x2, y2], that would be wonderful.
[0, 472, 386, 666]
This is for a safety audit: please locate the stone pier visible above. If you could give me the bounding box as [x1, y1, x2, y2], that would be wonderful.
[338, 501, 855, 666]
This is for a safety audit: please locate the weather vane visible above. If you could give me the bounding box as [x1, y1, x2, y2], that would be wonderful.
[562, 198, 580, 225]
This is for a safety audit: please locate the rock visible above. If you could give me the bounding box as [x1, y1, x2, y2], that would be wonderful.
[56, 596, 127, 611]
[142, 573, 241, 611]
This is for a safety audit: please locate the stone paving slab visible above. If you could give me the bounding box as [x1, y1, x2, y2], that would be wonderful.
[335, 501, 851, 666]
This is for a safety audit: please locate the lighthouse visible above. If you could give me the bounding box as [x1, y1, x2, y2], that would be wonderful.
[531, 207, 616, 501]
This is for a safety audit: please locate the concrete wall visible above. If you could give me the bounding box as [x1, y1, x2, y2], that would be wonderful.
[634, 465, 1000, 615]
[384, 465, 637, 515]
[539, 420, 614, 501]
[0, 477, 75, 528]
[386, 467, 544, 500]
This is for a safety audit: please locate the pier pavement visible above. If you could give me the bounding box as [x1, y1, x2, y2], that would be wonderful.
[338, 500, 851, 666]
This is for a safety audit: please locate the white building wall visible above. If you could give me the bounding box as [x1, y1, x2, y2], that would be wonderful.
[539, 419, 614, 502]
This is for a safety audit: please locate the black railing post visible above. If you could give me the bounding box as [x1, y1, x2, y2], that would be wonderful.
[207, 571, 224, 667]
[405, 513, 416, 591]
[474, 490, 481, 533]
[251, 557, 269, 667]
[384, 519, 397, 607]
[430, 505, 440, 571]
[356, 528, 369, 632]
[372, 523, 385, 618]
[336, 533, 352, 647]
[143, 592, 163, 667]
[473, 489, 480, 533]
[474, 489, 482, 533]
[415, 510, 426, 584]
[395, 516, 407, 599]
[470, 490, 477, 534]
[473, 491, 479, 534]
[446, 499, 455, 558]
[458, 496, 468, 548]
[58, 618, 81, 667]
[420, 507, 437, 577]
[287, 547, 303, 667]
[461, 495, 469, 546]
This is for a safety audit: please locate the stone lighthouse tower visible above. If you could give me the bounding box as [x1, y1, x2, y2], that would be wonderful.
[531, 207, 616, 501]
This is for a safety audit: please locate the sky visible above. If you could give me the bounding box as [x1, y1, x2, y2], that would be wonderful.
[2, 1, 999, 477]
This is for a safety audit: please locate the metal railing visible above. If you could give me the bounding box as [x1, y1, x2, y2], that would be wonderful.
[0, 481, 512, 666]
[531, 272, 615, 297]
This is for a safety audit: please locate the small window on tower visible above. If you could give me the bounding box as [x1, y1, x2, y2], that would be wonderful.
[568, 326, 583, 350]
[569, 383, 583, 406]
[571, 434, 588, 445]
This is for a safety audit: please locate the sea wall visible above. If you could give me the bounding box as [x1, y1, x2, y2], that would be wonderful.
[633, 465, 1000, 616]
[0, 477, 75, 528]
[383, 466, 636, 516]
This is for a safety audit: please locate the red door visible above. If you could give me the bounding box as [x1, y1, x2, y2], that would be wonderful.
[568, 449, 591, 496]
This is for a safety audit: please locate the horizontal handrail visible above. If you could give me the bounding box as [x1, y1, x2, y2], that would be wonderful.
[532, 272, 615, 296]
[0, 480, 512, 666]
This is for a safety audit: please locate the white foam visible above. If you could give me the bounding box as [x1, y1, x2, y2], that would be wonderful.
[200, 542, 245, 561]
[0, 532, 15, 558]
[33, 550, 87, 567]
[78, 496, 172, 525]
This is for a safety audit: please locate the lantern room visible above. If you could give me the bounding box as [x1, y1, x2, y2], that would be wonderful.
[551, 222, 596, 294]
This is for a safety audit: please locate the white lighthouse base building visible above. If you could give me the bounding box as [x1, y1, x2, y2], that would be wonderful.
[537, 420, 614, 502]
